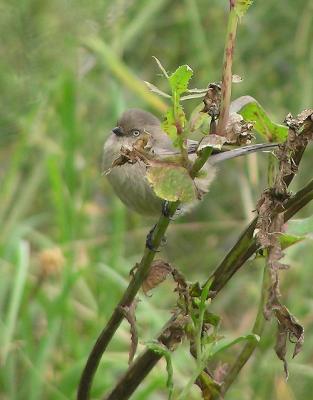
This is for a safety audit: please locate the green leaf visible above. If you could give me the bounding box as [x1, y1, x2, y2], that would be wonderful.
[234, 0, 254, 18]
[188, 103, 210, 132]
[279, 233, 305, 250]
[230, 96, 288, 142]
[146, 342, 174, 400]
[152, 56, 169, 78]
[211, 334, 260, 357]
[146, 165, 196, 203]
[162, 106, 186, 148]
[286, 216, 313, 236]
[144, 81, 171, 98]
[169, 65, 193, 96]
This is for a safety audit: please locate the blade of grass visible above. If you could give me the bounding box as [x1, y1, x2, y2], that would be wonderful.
[84, 37, 168, 113]
[1, 240, 30, 364]
[1, 159, 46, 242]
[115, 0, 169, 52]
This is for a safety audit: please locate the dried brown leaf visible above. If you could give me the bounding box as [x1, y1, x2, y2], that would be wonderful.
[120, 300, 139, 364]
[255, 108, 312, 376]
[274, 303, 304, 378]
[225, 112, 254, 145]
[142, 260, 172, 295]
[201, 83, 221, 118]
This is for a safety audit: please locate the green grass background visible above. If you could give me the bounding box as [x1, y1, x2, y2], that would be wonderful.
[1, 1, 313, 399]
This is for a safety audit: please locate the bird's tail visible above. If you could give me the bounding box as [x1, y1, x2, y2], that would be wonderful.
[209, 143, 278, 164]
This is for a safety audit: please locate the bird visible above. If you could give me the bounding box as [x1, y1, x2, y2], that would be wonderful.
[102, 108, 277, 216]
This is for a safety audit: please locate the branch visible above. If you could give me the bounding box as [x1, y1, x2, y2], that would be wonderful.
[77, 147, 215, 400]
[77, 202, 178, 400]
[216, 2, 238, 135]
[103, 177, 313, 400]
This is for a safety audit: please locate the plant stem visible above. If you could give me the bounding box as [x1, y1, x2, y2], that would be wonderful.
[77, 202, 178, 400]
[77, 147, 215, 400]
[218, 265, 269, 397]
[216, 2, 238, 136]
[102, 177, 313, 400]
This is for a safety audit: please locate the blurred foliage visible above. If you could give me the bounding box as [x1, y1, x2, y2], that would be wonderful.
[0, 1, 313, 399]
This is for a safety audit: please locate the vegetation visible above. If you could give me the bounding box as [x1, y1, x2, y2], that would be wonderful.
[1, 1, 313, 399]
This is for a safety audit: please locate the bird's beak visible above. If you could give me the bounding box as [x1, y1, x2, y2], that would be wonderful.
[112, 126, 124, 136]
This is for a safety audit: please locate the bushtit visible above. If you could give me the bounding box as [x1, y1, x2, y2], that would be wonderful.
[103, 108, 277, 216]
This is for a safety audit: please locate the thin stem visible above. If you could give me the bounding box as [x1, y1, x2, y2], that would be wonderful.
[190, 147, 213, 177]
[218, 265, 269, 397]
[216, 2, 238, 136]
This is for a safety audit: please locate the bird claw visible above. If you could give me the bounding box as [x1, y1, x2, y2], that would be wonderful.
[146, 224, 160, 252]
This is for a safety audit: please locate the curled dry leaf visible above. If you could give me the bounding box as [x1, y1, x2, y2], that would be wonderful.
[255, 108, 313, 375]
[142, 259, 172, 295]
[120, 300, 139, 364]
[202, 83, 221, 118]
[274, 303, 304, 379]
[171, 268, 190, 314]
[225, 112, 254, 145]
[109, 133, 152, 170]
[197, 134, 227, 152]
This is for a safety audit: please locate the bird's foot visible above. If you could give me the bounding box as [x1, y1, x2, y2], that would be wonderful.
[145, 224, 167, 251]
[146, 224, 160, 252]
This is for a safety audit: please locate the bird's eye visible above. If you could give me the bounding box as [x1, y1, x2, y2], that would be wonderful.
[132, 129, 140, 137]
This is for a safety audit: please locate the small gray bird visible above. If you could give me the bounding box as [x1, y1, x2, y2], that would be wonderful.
[103, 108, 277, 216]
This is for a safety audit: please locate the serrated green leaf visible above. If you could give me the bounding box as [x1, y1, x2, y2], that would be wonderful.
[211, 334, 260, 357]
[146, 165, 196, 203]
[162, 106, 186, 148]
[169, 65, 193, 96]
[279, 233, 305, 250]
[231, 96, 288, 141]
[235, 0, 254, 18]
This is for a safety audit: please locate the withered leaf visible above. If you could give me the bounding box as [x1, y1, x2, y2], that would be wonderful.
[197, 134, 227, 151]
[142, 260, 172, 295]
[274, 303, 304, 378]
[254, 107, 310, 380]
[110, 134, 152, 169]
[120, 300, 139, 364]
[275, 321, 289, 379]
[202, 83, 221, 118]
[225, 112, 254, 145]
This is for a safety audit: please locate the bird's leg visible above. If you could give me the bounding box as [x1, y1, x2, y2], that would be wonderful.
[146, 224, 167, 252]
[146, 224, 160, 252]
